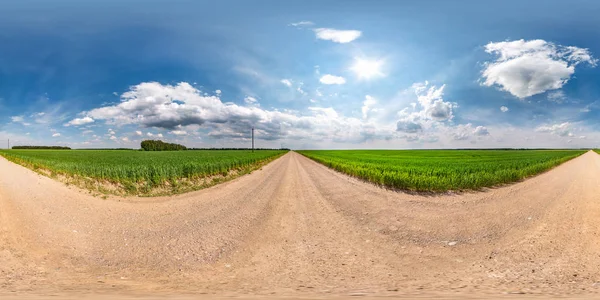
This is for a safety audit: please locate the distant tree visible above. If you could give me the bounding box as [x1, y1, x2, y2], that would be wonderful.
[187, 147, 290, 151]
[140, 140, 187, 151]
[12, 146, 71, 150]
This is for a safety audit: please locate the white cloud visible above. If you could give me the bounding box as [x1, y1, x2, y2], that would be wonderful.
[110, 136, 117, 140]
[395, 82, 456, 138]
[473, 126, 490, 136]
[500, 106, 509, 112]
[547, 90, 566, 103]
[244, 96, 258, 106]
[108, 129, 116, 135]
[135, 131, 143, 136]
[157, 133, 163, 138]
[121, 137, 130, 142]
[52, 133, 61, 137]
[11, 116, 24, 123]
[319, 74, 346, 85]
[391, 82, 491, 145]
[77, 82, 395, 144]
[314, 28, 361, 43]
[536, 122, 574, 137]
[147, 132, 154, 137]
[11, 115, 31, 126]
[451, 124, 490, 140]
[289, 21, 314, 27]
[215, 90, 222, 95]
[64, 116, 94, 126]
[396, 119, 422, 133]
[481, 39, 597, 98]
[412, 82, 455, 121]
[452, 124, 472, 140]
[361, 95, 377, 119]
[280, 79, 292, 87]
[170, 130, 187, 136]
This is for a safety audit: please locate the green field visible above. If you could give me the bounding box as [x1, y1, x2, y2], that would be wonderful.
[297, 150, 585, 192]
[0, 149, 286, 196]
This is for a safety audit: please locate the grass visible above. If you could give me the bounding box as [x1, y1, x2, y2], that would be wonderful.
[0, 149, 287, 196]
[297, 149, 585, 192]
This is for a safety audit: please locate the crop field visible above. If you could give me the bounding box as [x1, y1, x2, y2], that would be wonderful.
[0, 149, 286, 195]
[297, 150, 585, 192]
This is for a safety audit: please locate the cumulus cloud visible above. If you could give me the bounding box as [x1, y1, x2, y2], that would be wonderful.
[535, 122, 574, 137]
[473, 126, 490, 136]
[314, 28, 361, 43]
[170, 130, 187, 136]
[396, 119, 422, 133]
[412, 81, 455, 121]
[280, 79, 292, 87]
[64, 116, 94, 126]
[73, 82, 395, 144]
[500, 106, 509, 112]
[361, 95, 377, 120]
[394, 82, 457, 141]
[135, 131, 143, 136]
[452, 124, 489, 140]
[52, 133, 61, 137]
[481, 39, 597, 98]
[319, 74, 346, 85]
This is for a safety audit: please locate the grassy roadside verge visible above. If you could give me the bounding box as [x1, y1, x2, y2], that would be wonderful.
[297, 150, 585, 192]
[0, 150, 287, 197]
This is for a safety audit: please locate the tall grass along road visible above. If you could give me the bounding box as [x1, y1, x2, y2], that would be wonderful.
[0, 149, 286, 196]
[297, 149, 584, 192]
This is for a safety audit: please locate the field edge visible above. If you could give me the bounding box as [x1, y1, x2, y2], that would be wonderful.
[296, 150, 588, 194]
[0, 151, 287, 197]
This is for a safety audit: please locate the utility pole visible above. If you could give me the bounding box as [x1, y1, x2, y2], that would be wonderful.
[251, 127, 254, 152]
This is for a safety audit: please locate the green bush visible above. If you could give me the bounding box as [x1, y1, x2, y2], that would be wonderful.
[140, 140, 187, 151]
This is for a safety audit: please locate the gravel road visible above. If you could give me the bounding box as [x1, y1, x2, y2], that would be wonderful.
[1, 151, 600, 298]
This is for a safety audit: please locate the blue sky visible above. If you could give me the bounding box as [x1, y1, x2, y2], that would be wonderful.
[2, 0, 600, 149]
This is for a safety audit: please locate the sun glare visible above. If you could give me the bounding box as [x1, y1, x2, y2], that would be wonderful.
[351, 58, 384, 79]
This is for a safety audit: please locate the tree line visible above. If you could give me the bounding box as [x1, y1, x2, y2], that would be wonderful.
[188, 148, 290, 151]
[140, 140, 187, 151]
[12, 146, 71, 150]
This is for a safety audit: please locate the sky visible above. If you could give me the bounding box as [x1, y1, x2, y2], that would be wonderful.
[2, 0, 600, 149]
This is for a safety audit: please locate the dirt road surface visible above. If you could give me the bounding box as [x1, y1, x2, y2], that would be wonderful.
[1, 151, 600, 299]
